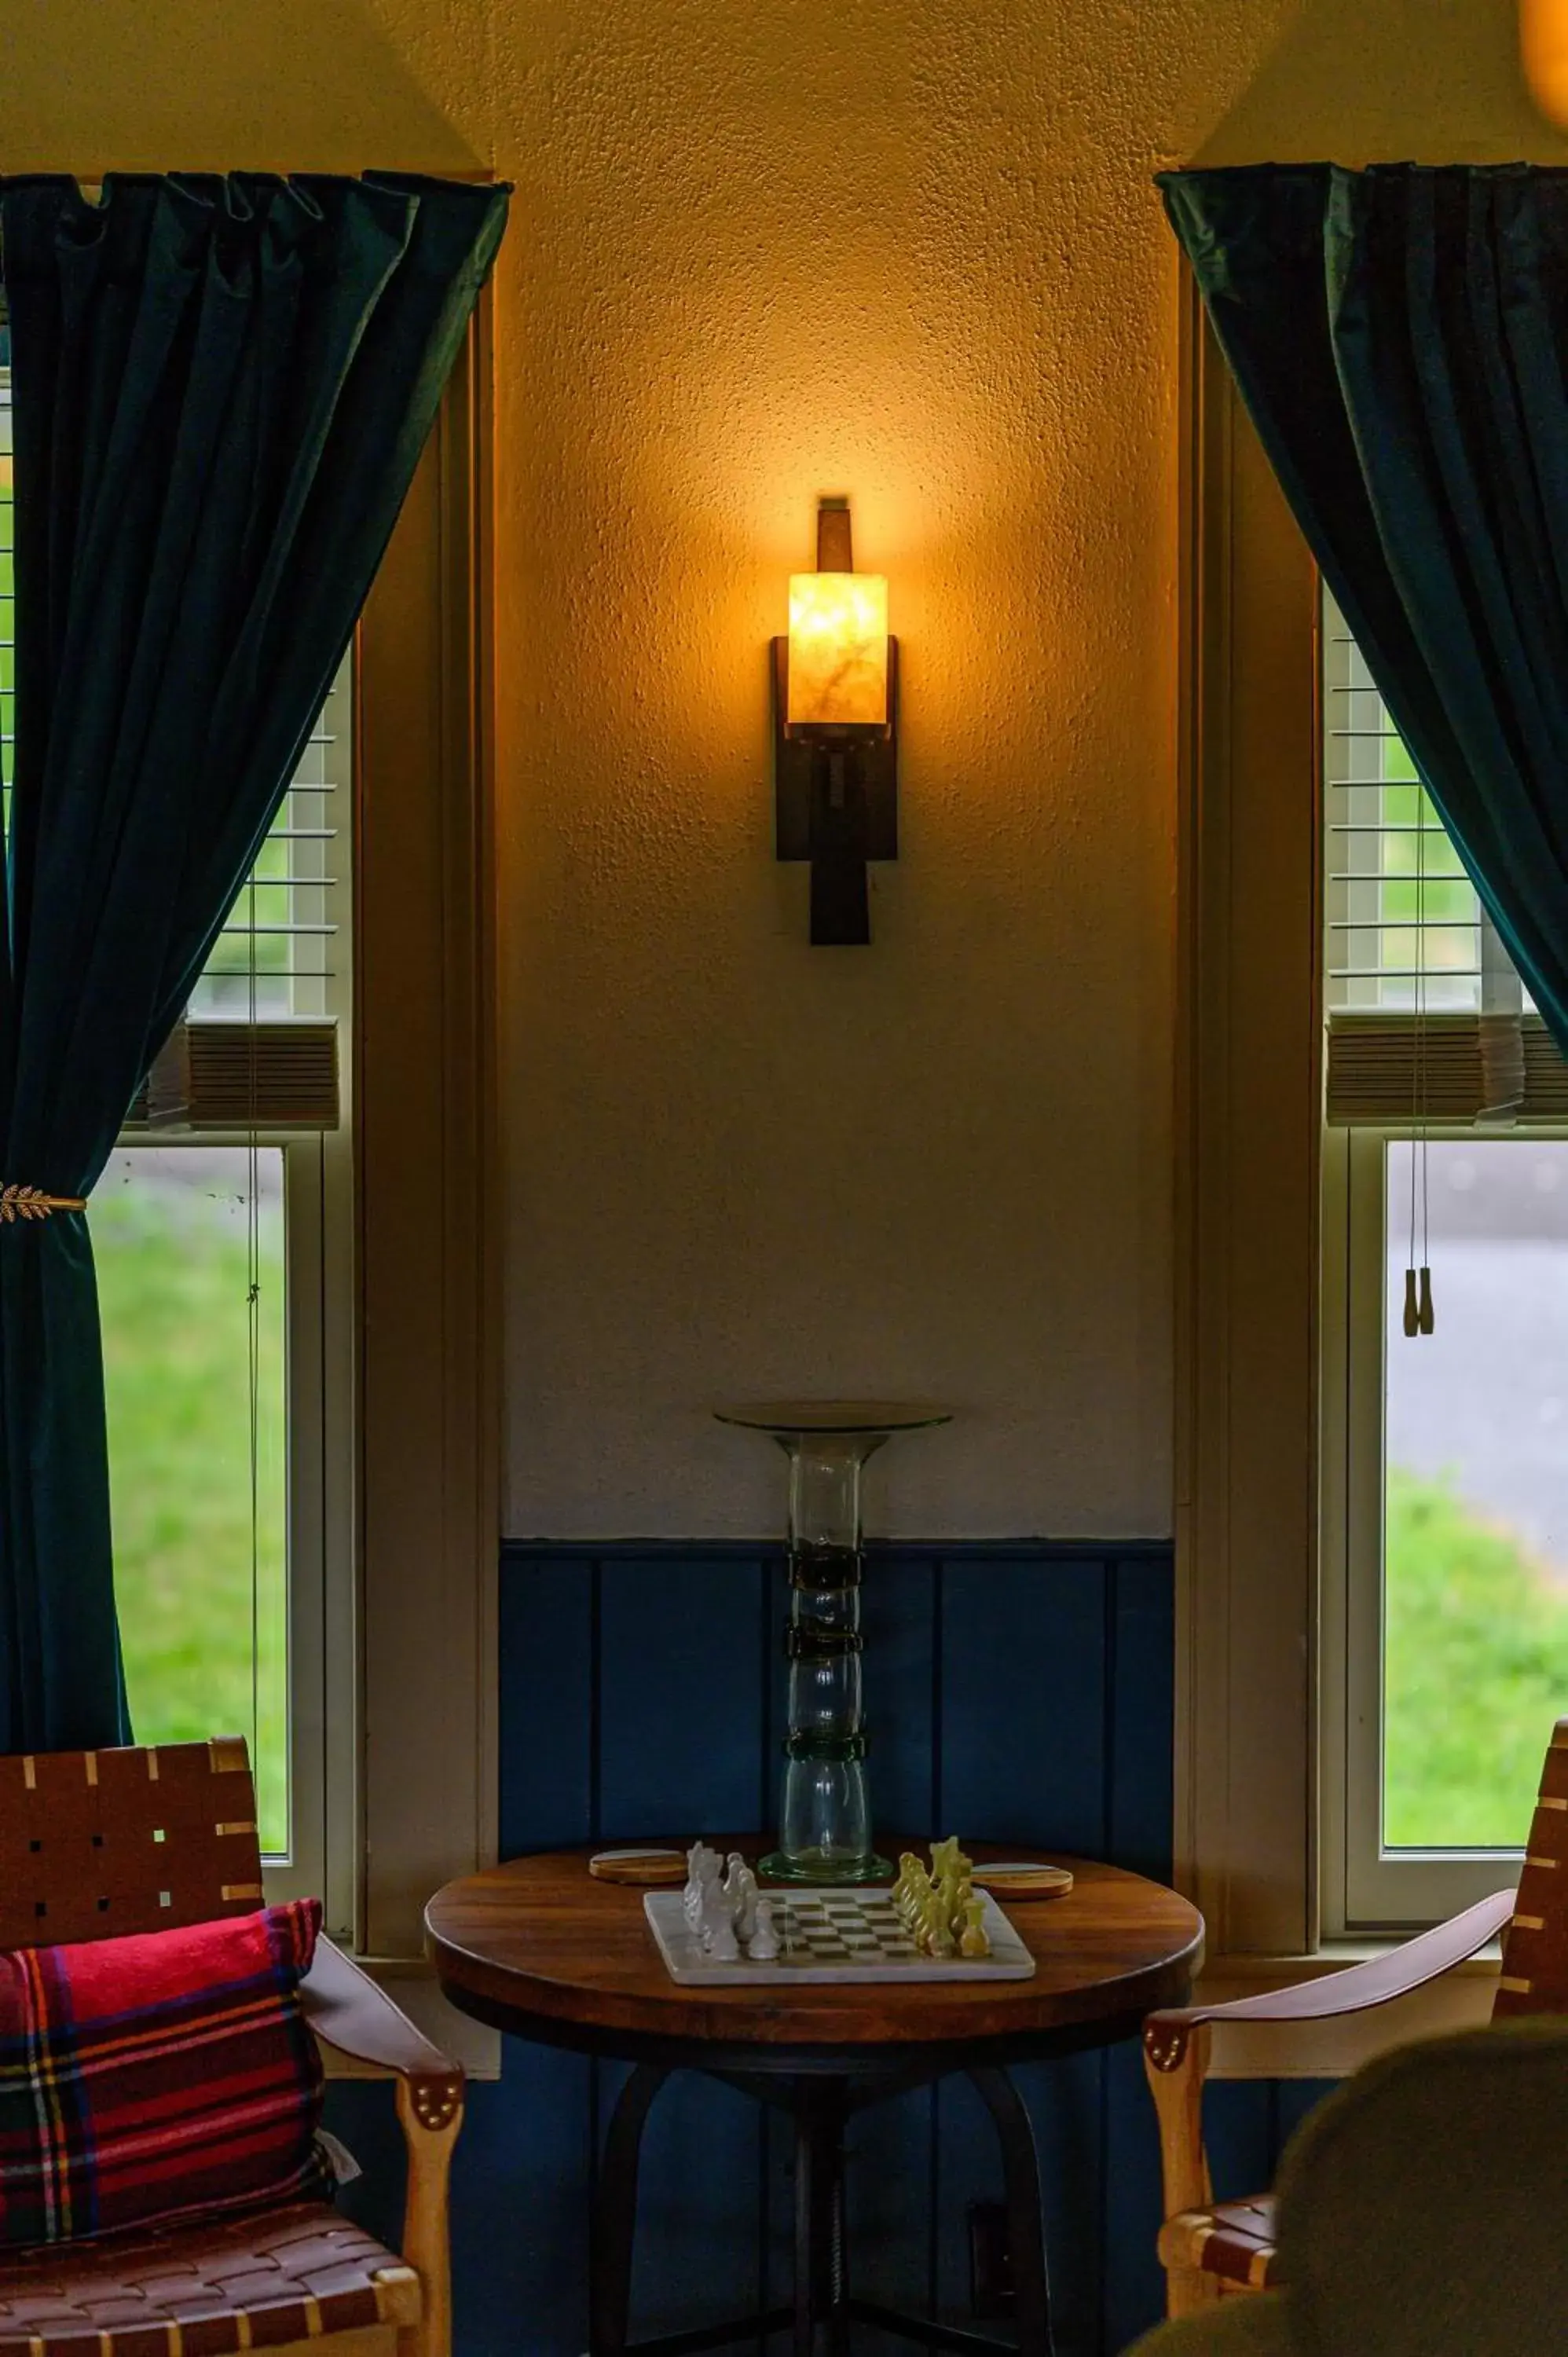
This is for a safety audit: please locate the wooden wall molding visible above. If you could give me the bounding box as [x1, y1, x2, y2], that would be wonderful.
[1174, 275, 1322, 1961]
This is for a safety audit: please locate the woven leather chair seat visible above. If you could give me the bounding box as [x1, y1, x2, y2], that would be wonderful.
[1160, 2198, 1280, 2294]
[0, 2204, 420, 2357]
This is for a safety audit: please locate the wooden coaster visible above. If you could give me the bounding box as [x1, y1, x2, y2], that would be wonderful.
[971, 1861, 1074, 1901]
[588, 1848, 687, 1887]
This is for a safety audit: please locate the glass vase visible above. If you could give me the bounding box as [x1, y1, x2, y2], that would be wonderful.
[715, 1402, 951, 1885]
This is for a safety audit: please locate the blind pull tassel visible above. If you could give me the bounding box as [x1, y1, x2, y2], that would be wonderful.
[1403, 1266, 1420, 1338]
[1418, 1265, 1435, 1336]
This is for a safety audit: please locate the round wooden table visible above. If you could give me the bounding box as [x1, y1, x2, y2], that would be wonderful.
[427, 1842, 1203, 2357]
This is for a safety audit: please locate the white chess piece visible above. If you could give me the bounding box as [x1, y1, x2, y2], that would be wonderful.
[683, 1845, 703, 1925]
[747, 1896, 780, 1961]
[733, 1864, 760, 1943]
[701, 1875, 739, 1960]
[684, 1843, 718, 1927]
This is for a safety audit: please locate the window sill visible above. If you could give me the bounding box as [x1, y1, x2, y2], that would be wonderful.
[1194, 1944, 1500, 2080]
[318, 1956, 502, 2083]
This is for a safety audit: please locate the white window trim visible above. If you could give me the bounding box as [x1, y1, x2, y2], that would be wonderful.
[1319, 1124, 1567, 1935]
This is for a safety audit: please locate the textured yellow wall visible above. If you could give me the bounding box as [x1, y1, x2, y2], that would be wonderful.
[2, 0, 1563, 1537]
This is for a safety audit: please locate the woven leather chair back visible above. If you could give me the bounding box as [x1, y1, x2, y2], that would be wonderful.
[0, 1737, 265, 1948]
[1494, 1717, 1568, 2019]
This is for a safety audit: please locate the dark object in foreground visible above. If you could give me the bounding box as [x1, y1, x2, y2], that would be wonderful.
[1130, 2017, 1568, 2357]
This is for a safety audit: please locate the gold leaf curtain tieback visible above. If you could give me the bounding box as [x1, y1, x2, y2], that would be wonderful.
[0, 1186, 88, 1224]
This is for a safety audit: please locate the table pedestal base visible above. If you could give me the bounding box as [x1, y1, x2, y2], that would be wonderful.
[590, 2063, 1055, 2357]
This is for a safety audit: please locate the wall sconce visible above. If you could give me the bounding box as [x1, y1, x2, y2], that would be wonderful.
[1523, 0, 1568, 122]
[772, 498, 898, 945]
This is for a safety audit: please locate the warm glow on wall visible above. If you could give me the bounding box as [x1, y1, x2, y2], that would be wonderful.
[786, 572, 890, 728]
[1522, 0, 1568, 122]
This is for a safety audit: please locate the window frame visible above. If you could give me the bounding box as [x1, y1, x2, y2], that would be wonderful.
[109, 302, 499, 1987]
[2, 269, 499, 2053]
[1321, 1123, 1568, 1931]
[352, 292, 500, 1971]
[1175, 273, 1322, 1967]
[1179, 269, 1515, 2045]
[108, 642, 357, 1928]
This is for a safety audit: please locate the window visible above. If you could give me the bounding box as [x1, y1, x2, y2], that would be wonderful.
[1178, 283, 1522, 2071]
[1321, 592, 1568, 1930]
[0, 365, 354, 1926]
[0, 302, 499, 2010]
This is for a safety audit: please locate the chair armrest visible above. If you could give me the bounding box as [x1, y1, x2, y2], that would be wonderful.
[302, 1937, 464, 2127]
[1144, 1889, 1515, 2072]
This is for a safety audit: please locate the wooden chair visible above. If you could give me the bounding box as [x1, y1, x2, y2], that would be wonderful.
[1142, 1714, 1568, 2319]
[0, 1739, 463, 2357]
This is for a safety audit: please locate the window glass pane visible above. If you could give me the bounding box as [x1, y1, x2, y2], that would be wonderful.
[1383, 1138, 1568, 1849]
[95, 1147, 289, 1854]
[1323, 588, 1525, 1014]
[190, 656, 348, 1021]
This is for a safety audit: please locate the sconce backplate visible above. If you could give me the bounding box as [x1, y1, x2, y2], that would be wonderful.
[771, 637, 899, 863]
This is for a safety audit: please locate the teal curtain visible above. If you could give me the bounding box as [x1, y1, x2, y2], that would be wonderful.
[1160, 163, 1568, 1058]
[0, 172, 508, 1750]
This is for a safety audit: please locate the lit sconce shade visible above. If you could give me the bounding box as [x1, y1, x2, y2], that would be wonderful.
[771, 500, 899, 946]
[786, 573, 890, 729]
[1522, 0, 1568, 123]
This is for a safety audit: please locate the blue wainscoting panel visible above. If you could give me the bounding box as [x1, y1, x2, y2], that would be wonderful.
[330, 1538, 1334, 2357]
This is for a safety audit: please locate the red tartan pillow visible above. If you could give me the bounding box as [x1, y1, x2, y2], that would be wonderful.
[0, 1900, 332, 2246]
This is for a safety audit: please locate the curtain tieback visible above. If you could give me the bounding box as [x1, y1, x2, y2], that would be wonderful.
[0, 1186, 87, 1225]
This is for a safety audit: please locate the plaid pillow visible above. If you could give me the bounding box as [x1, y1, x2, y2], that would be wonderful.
[0, 1900, 332, 2246]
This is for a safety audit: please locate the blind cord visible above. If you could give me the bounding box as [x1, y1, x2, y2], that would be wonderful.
[1405, 783, 1434, 1338]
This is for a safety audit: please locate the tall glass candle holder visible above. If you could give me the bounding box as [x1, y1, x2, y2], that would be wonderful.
[716, 1401, 951, 1884]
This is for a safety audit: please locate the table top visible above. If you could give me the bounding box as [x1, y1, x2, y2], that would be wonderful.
[426, 1840, 1204, 2070]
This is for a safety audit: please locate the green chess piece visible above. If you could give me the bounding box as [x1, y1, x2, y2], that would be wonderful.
[959, 1895, 990, 1959]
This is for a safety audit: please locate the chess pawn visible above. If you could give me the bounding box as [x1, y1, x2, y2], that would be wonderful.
[960, 1896, 991, 1959]
[924, 1897, 956, 1959]
[748, 1897, 780, 1962]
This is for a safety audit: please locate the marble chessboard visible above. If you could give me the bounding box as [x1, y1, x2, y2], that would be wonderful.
[644, 1886, 1037, 1986]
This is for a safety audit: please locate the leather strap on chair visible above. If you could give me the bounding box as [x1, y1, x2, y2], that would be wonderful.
[1144, 1889, 1515, 2073]
[301, 1938, 463, 2129]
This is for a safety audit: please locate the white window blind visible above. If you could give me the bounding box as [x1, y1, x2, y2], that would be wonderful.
[0, 367, 345, 1129]
[1321, 585, 1566, 1124]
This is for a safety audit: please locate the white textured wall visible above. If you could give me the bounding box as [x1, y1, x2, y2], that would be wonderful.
[4, 0, 1564, 1538]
